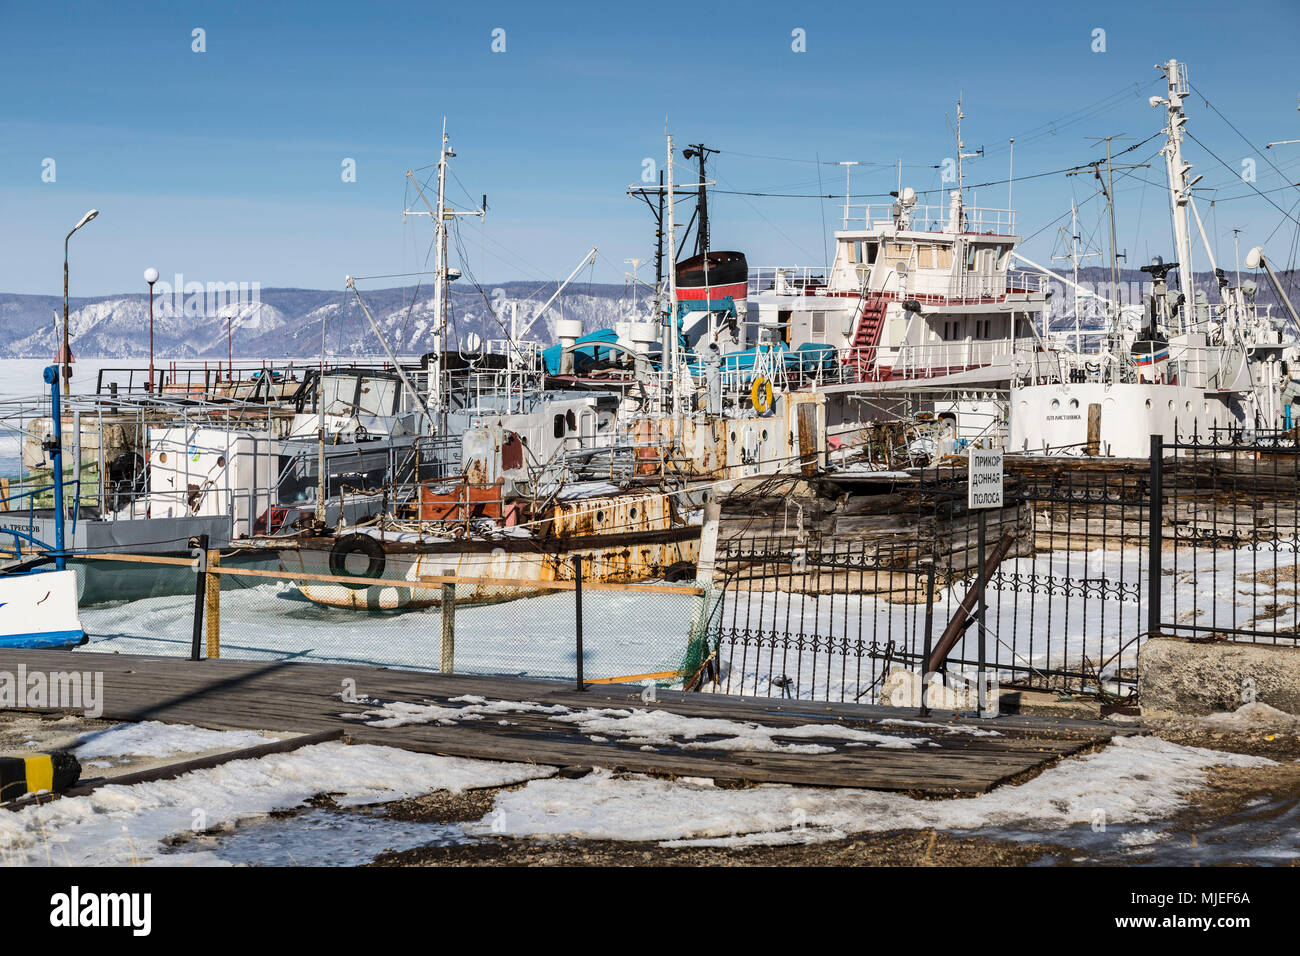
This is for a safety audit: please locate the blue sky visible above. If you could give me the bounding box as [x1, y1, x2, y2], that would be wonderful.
[2, 0, 1298, 297]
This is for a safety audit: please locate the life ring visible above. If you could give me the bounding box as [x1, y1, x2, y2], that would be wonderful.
[329, 533, 386, 588]
[751, 376, 774, 415]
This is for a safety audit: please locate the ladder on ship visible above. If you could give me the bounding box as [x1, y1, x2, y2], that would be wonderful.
[848, 293, 888, 379]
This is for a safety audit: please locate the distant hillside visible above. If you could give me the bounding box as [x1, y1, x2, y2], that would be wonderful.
[0, 282, 645, 360]
[0, 266, 1294, 359]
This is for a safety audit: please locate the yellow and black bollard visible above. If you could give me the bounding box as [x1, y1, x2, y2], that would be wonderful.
[0, 751, 81, 802]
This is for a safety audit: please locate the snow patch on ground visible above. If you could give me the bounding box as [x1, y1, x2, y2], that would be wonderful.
[73, 722, 275, 760]
[349, 699, 929, 753]
[1112, 702, 1300, 734]
[550, 707, 928, 753]
[465, 736, 1269, 847]
[0, 743, 553, 866]
[1176, 702, 1300, 733]
[345, 699, 568, 729]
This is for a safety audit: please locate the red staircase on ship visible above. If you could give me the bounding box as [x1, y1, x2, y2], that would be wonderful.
[847, 293, 888, 380]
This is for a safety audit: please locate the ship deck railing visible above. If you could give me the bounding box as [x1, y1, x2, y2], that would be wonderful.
[747, 340, 1054, 391]
[837, 202, 1017, 236]
[747, 266, 1049, 304]
[0, 477, 81, 555]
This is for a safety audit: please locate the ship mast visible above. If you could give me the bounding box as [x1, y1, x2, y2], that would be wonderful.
[666, 129, 680, 419]
[431, 120, 450, 412]
[1155, 59, 1195, 333]
[950, 98, 983, 228]
[404, 120, 484, 428]
[1051, 201, 1101, 353]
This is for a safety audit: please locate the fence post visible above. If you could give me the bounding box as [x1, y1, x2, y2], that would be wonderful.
[440, 583, 455, 673]
[205, 548, 221, 658]
[1147, 434, 1164, 638]
[189, 533, 209, 662]
[573, 554, 585, 692]
[920, 559, 935, 717]
[975, 508, 987, 716]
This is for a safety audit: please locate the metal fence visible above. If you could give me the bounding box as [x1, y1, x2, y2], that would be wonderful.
[712, 536, 930, 702]
[710, 430, 1300, 706]
[1156, 431, 1300, 644]
[921, 460, 1149, 699]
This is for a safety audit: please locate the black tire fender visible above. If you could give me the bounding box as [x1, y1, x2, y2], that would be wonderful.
[328, 533, 386, 588]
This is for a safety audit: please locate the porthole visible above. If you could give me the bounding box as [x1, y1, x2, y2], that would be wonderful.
[158, 452, 168, 463]
[1068, 399, 1079, 410]
[595, 510, 605, 524]
[216, 455, 226, 468]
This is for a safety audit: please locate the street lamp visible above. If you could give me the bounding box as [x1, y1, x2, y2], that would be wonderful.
[144, 267, 159, 392]
[62, 209, 99, 393]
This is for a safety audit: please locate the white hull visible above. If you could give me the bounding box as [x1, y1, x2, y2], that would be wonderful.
[0, 569, 85, 648]
[1010, 382, 1234, 457]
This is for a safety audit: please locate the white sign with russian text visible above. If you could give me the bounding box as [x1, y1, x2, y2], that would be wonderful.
[967, 448, 1004, 509]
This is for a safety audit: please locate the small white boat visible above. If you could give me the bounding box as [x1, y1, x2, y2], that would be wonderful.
[0, 367, 86, 649]
[0, 568, 84, 649]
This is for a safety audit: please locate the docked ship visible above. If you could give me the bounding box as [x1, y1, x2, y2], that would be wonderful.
[1009, 60, 1300, 456]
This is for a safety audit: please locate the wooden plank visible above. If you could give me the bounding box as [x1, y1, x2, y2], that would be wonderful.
[0, 650, 1126, 795]
[205, 548, 221, 658]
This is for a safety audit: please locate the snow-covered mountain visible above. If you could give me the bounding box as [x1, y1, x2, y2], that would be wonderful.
[1, 268, 1294, 359]
[0, 283, 647, 359]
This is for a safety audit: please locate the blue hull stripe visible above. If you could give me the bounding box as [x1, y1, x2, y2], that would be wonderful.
[0, 630, 86, 649]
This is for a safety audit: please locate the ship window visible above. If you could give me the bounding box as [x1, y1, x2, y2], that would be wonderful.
[553, 414, 564, 439]
[916, 245, 932, 269]
[811, 312, 825, 334]
[864, 242, 878, 264]
[886, 242, 913, 262]
[965, 245, 979, 271]
[933, 245, 953, 269]
[849, 241, 861, 263]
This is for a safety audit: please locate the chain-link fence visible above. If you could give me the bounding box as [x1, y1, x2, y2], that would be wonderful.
[70, 545, 716, 689]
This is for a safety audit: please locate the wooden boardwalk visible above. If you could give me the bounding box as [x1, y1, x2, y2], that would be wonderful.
[0, 649, 1136, 795]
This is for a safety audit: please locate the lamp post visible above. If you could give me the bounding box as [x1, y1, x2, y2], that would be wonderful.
[144, 267, 159, 392]
[62, 209, 99, 394]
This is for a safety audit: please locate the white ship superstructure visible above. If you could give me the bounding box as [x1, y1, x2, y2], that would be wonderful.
[723, 103, 1054, 448]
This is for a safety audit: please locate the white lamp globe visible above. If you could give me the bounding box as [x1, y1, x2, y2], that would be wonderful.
[144, 267, 159, 285]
